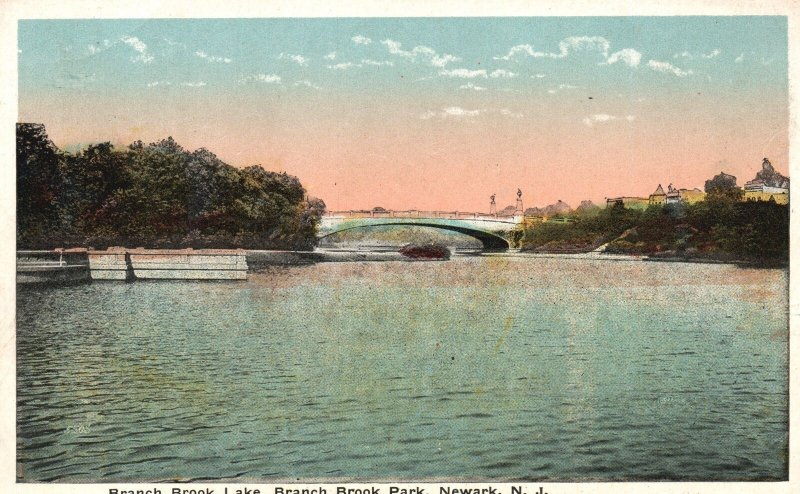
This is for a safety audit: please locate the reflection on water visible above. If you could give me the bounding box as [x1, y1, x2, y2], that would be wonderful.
[17, 256, 788, 481]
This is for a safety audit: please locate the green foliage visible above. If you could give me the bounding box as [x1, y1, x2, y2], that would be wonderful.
[522, 193, 788, 263]
[16, 124, 325, 250]
[704, 172, 738, 193]
[521, 204, 641, 251]
[708, 200, 789, 261]
[17, 123, 62, 245]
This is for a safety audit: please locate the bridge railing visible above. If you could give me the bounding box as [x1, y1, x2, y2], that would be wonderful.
[324, 210, 521, 220]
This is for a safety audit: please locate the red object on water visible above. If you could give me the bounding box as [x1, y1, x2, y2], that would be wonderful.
[399, 244, 451, 260]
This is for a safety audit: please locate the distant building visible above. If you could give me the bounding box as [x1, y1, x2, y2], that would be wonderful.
[648, 183, 705, 206]
[679, 188, 706, 204]
[665, 184, 682, 205]
[743, 158, 789, 204]
[606, 196, 649, 210]
[744, 182, 789, 204]
[607, 158, 788, 211]
[649, 184, 666, 205]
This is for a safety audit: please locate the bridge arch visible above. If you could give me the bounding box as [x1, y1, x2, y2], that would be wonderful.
[318, 221, 510, 250]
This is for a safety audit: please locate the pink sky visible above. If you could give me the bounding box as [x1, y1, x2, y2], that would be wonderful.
[22, 88, 788, 213]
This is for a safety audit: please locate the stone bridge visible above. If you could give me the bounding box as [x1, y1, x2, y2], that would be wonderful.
[319, 210, 528, 250]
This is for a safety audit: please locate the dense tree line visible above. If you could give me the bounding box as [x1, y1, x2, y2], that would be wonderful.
[17, 123, 325, 250]
[520, 189, 788, 264]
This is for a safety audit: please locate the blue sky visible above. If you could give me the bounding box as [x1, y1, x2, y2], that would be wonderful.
[19, 17, 787, 93]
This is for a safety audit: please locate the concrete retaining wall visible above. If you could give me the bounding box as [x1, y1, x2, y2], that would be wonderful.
[17, 250, 91, 285]
[129, 249, 247, 280]
[88, 249, 132, 280]
[88, 248, 247, 280]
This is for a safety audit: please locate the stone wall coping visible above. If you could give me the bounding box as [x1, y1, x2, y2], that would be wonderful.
[88, 248, 246, 256]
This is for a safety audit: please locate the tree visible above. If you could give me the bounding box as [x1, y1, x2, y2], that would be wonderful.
[17, 123, 63, 247]
[704, 171, 738, 193]
[16, 124, 325, 250]
[58, 142, 128, 240]
[704, 171, 743, 204]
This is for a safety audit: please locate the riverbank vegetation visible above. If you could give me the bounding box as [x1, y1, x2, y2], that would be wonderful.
[17, 123, 325, 250]
[520, 190, 788, 265]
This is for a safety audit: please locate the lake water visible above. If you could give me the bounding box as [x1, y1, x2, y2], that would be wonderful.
[16, 255, 789, 481]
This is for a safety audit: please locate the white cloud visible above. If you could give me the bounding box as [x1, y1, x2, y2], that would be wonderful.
[489, 69, 516, 78]
[647, 59, 692, 77]
[195, 50, 232, 63]
[381, 39, 459, 67]
[87, 39, 112, 55]
[240, 74, 282, 84]
[438, 68, 487, 78]
[120, 35, 154, 63]
[558, 36, 610, 58]
[294, 80, 321, 89]
[121, 36, 146, 53]
[496, 38, 644, 73]
[459, 82, 487, 91]
[605, 48, 642, 67]
[532, 73, 547, 78]
[148, 80, 208, 89]
[361, 59, 394, 67]
[675, 49, 721, 60]
[351, 35, 372, 45]
[431, 53, 461, 67]
[547, 84, 579, 94]
[582, 113, 635, 126]
[517, 36, 609, 60]
[442, 107, 481, 117]
[735, 53, 744, 63]
[328, 62, 361, 70]
[493, 37, 610, 61]
[499, 108, 523, 118]
[420, 107, 523, 119]
[383, 39, 419, 58]
[279, 53, 308, 66]
[420, 106, 484, 119]
[494, 44, 537, 61]
[324, 51, 337, 60]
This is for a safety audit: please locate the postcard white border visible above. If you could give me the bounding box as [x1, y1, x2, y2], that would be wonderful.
[1, 1, 797, 494]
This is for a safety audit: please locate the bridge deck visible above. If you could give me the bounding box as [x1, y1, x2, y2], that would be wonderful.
[324, 210, 526, 221]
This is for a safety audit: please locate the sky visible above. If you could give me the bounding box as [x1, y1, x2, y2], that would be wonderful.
[18, 17, 789, 212]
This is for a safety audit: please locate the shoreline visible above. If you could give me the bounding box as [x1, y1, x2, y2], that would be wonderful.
[16, 248, 787, 281]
